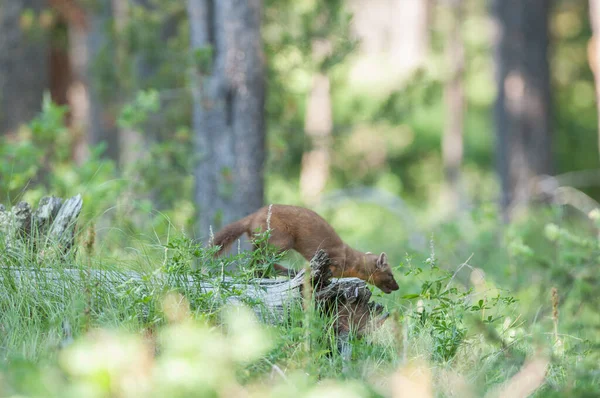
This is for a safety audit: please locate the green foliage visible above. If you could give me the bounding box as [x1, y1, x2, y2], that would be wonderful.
[242, 227, 288, 279]
[0, 96, 122, 223]
[400, 249, 517, 362]
[0, 94, 66, 199]
[117, 89, 160, 129]
[2, 215, 598, 396]
[3, 204, 600, 395]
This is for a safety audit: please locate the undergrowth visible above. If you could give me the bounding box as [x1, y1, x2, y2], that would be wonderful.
[0, 206, 599, 397]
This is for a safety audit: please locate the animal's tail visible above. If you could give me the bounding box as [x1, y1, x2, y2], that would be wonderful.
[212, 215, 252, 256]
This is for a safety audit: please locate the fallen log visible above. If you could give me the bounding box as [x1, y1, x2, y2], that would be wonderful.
[0, 250, 388, 331]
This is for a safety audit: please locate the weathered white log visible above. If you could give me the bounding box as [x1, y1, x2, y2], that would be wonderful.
[33, 196, 63, 234]
[1, 250, 387, 336]
[0, 194, 82, 256]
[47, 194, 82, 251]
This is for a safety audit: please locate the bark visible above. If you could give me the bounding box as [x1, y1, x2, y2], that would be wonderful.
[188, 0, 265, 237]
[442, 0, 465, 213]
[0, 0, 50, 135]
[492, 0, 553, 219]
[589, 0, 600, 157]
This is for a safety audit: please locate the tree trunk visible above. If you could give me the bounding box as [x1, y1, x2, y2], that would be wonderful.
[47, 0, 89, 164]
[0, 0, 50, 135]
[347, 0, 430, 89]
[388, 0, 430, 73]
[67, 0, 120, 163]
[67, 22, 91, 165]
[589, 0, 600, 158]
[49, 20, 73, 115]
[300, 73, 332, 205]
[300, 38, 333, 205]
[188, 0, 265, 238]
[442, 0, 465, 214]
[492, 0, 553, 220]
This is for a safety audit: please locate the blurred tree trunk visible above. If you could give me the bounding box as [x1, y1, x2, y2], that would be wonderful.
[589, 0, 600, 157]
[442, 0, 465, 214]
[492, 0, 553, 220]
[0, 0, 49, 135]
[300, 73, 332, 205]
[347, 0, 430, 89]
[388, 0, 430, 73]
[188, 0, 265, 238]
[49, 20, 73, 114]
[299, 3, 353, 205]
[67, 22, 92, 164]
[67, 0, 119, 163]
[47, 0, 85, 163]
[300, 40, 333, 205]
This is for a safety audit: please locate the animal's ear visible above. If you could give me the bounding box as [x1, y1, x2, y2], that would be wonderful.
[377, 252, 388, 267]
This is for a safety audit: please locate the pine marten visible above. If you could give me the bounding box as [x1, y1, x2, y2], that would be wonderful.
[212, 204, 399, 294]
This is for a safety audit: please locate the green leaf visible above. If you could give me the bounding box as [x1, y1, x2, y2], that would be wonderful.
[402, 294, 421, 299]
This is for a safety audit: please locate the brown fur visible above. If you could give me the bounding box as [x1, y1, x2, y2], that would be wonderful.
[212, 205, 400, 294]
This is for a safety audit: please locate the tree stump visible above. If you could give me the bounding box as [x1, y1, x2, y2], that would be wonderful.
[0, 194, 82, 259]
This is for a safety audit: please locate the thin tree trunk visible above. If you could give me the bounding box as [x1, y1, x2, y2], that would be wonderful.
[442, 0, 465, 213]
[48, 0, 88, 164]
[67, 22, 91, 165]
[589, 0, 600, 157]
[49, 21, 73, 113]
[388, 0, 430, 73]
[300, 72, 332, 205]
[492, 0, 552, 220]
[347, 0, 430, 88]
[300, 38, 333, 205]
[66, 1, 119, 164]
[188, 0, 265, 238]
[230, 0, 266, 223]
[0, 0, 49, 135]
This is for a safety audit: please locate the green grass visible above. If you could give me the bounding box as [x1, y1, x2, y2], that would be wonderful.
[0, 204, 599, 397]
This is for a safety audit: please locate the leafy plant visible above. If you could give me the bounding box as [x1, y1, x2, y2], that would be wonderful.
[400, 248, 517, 362]
[117, 89, 161, 129]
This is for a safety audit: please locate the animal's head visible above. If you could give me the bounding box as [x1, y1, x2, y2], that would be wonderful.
[366, 252, 399, 294]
